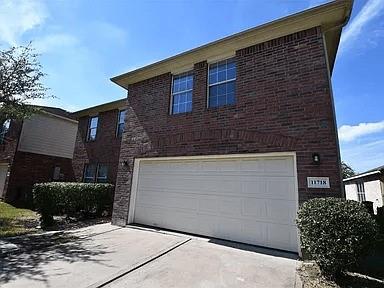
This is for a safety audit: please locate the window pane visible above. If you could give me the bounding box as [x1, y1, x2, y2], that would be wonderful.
[172, 71, 193, 114]
[89, 128, 97, 141]
[97, 164, 108, 183]
[118, 110, 126, 124]
[84, 164, 96, 182]
[117, 123, 124, 137]
[227, 67, 236, 80]
[90, 117, 98, 128]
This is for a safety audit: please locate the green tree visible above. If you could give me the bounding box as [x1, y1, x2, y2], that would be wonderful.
[0, 44, 50, 124]
[341, 161, 355, 179]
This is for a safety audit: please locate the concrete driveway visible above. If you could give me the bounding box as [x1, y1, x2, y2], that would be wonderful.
[0, 224, 299, 288]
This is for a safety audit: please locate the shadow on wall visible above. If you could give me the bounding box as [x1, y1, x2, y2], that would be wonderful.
[0, 232, 112, 284]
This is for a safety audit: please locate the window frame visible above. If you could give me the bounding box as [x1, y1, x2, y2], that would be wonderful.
[207, 57, 237, 109]
[83, 164, 97, 183]
[356, 182, 366, 202]
[83, 163, 108, 183]
[170, 71, 194, 115]
[87, 115, 99, 142]
[116, 109, 126, 138]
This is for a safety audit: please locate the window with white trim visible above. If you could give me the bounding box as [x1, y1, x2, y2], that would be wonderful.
[87, 116, 98, 141]
[83, 164, 97, 183]
[356, 182, 366, 202]
[117, 110, 126, 137]
[171, 71, 193, 114]
[83, 164, 108, 183]
[208, 58, 236, 108]
[0, 119, 11, 144]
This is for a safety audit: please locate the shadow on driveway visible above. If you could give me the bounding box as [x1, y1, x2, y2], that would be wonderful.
[0, 232, 112, 285]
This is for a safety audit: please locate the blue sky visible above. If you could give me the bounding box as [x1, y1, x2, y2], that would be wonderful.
[0, 0, 383, 172]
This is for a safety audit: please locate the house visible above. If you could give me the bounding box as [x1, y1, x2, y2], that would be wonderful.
[344, 165, 384, 214]
[0, 108, 78, 205]
[71, 99, 126, 186]
[109, 0, 353, 253]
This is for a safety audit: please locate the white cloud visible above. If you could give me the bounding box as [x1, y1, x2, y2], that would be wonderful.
[91, 21, 127, 45]
[33, 34, 78, 53]
[338, 121, 384, 142]
[0, 0, 48, 46]
[340, 0, 384, 51]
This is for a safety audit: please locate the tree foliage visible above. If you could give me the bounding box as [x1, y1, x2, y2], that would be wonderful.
[341, 161, 356, 179]
[0, 44, 50, 123]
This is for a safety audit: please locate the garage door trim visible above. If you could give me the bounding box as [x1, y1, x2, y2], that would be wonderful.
[127, 152, 299, 252]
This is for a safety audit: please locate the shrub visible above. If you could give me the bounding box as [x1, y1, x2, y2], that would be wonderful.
[297, 197, 377, 277]
[33, 182, 114, 226]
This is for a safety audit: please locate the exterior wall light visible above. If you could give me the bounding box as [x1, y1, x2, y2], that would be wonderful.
[312, 153, 320, 165]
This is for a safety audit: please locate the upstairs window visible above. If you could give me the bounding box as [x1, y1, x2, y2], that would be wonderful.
[356, 182, 366, 202]
[116, 110, 126, 137]
[0, 120, 11, 144]
[87, 116, 98, 141]
[171, 71, 193, 114]
[208, 58, 236, 108]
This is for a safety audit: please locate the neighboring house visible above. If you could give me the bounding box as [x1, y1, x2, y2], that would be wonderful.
[109, 0, 353, 253]
[71, 99, 126, 186]
[344, 166, 384, 214]
[0, 108, 78, 205]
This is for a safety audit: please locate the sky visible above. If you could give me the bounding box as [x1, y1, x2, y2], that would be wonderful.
[0, 0, 383, 173]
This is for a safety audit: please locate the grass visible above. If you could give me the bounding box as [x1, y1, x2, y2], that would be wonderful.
[0, 202, 40, 237]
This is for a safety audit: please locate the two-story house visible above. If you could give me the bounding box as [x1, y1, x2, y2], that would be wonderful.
[71, 98, 126, 186]
[109, 0, 353, 253]
[0, 107, 78, 205]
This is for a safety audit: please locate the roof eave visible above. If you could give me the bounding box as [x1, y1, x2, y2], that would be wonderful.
[111, 0, 353, 89]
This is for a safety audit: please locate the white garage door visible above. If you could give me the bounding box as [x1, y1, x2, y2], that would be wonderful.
[131, 154, 298, 252]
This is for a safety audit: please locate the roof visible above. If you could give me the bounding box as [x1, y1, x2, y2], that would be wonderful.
[343, 165, 384, 182]
[71, 98, 126, 118]
[37, 106, 73, 119]
[111, 0, 353, 89]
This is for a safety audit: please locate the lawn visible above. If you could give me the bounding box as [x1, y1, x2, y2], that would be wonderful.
[0, 202, 40, 237]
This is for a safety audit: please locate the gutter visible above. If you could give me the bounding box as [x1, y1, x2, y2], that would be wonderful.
[343, 170, 381, 182]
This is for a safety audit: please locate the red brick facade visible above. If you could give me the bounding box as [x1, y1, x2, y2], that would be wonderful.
[5, 151, 74, 205]
[112, 27, 342, 224]
[72, 108, 123, 185]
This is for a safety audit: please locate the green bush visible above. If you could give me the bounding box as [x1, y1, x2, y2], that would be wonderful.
[33, 182, 114, 226]
[297, 198, 377, 277]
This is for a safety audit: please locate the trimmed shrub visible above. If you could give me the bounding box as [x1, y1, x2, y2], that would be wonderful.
[297, 198, 377, 277]
[33, 182, 114, 226]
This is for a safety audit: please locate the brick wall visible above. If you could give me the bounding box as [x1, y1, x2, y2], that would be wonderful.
[5, 151, 74, 206]
[112, 26, 342, 225]
[0, 120, 22, 200]
[72, 109, 123, 185]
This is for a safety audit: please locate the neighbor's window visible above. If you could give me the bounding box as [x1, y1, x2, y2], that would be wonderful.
[116, 110, 126, 137]
[83, 163, 108, 183]
[357, 182, 366, 202]
[171, 71, 193, 114]
[0, 119, 11, 144]
[87, 116, 98, 141]
[96, 164, 108, 183]
[83, 164, 97, 183]
[208, 58, 236, 108]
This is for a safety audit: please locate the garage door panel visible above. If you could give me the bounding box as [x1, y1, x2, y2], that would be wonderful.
[132, 155, 298, 252]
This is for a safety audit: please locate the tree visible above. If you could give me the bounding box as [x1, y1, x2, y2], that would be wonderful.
[341, 161, 355, 179]
[0, 44, 50, 124]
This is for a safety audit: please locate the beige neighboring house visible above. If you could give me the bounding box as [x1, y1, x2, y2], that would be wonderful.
[0, 107, 78, 205]
[344, 165, 384, 214]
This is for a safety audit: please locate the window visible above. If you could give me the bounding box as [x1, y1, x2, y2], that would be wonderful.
[87, 116, 98, 141]
[83, 164, 108, 183]
[96, 164, 108, 183]
[83, 164, 97, 183]
[208, 58, 236, 108]
[357, 182, 366, 202]
[53, 166, 61, 181]
[116, 110, 126, 137]
[0, 119, 11, 144]
[171, 71, 193, 114]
